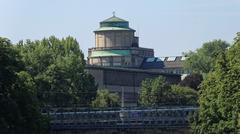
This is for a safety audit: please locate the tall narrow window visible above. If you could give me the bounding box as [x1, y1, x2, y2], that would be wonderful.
[97, 34, 104, 48]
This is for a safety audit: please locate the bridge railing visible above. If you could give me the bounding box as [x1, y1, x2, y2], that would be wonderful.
[45, 106, 198, 130]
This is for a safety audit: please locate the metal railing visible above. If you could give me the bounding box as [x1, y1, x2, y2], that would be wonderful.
[46, 106, 198, 130]
[88, 46, 153, 51]
[88, 46, 132, 51]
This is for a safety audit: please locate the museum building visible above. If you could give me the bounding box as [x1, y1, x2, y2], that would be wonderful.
[86, 15, 188, 106]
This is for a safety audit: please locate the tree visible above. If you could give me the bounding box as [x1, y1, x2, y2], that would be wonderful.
[138, 76, 198, 107]
[180, 73, 203, 91]
[170, 85, 198, 105]
[191, 33, 240, 133]
[91, 89, 120, 108]
[0, 37, 48, 134]
[139, 76, 171, 106]
[16, 36, 97, 107]
[184, 40, 229, 74]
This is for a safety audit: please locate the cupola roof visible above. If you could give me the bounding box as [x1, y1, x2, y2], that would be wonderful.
[101, 16, 128, 23]
[95, 14, 135, 32]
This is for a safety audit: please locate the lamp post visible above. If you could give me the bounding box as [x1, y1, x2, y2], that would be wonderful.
[119, 87, 125, 126]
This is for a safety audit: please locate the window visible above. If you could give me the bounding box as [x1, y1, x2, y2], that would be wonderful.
[115, 32, 123, 46]
[123, 56, 131, 66]
[97, 34, 104, 47]
[135, 57, 143, 66]
[157, 57, 165, 61]
[132, 58, 135, 65]
[124, 32, 131, 46]
[113, 57, 122, 66]
[105, 33, 114, 47]
[101, 57, 110, 66]
[92, 58, 101, 65]
[167, 57, 176, 61]
[146, 57, 155, 62]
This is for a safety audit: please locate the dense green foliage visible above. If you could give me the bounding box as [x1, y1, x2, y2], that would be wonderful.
[91, 89, 120, 108]
[191, 33, 240, 133]
[16, 36, 97, 107]
[180, 73, 203, 91]
[138, 76, 198, 106]
[184, 40, 229, 74]
[170, 85, 198, 105]
[0, 38, 48, 134]
[139, 76, 171, 106]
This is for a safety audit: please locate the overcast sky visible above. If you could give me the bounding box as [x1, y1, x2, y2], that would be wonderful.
[1, 0, 240, 57]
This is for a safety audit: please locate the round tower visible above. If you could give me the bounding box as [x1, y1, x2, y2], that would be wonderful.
[94, 15, 137, 48]
[88, 14, 153, 67]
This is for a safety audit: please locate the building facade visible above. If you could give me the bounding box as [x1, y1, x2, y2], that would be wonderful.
[87, 15, 188, 106]
[85, 65, 180, 106]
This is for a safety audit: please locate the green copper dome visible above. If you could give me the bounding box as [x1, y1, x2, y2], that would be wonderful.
[100, 16, 129, 28]
[95, 15, 135, 32]
[101, 16, 128, 22]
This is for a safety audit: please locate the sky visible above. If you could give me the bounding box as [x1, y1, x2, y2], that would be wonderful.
[1, 0, 240, 57]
